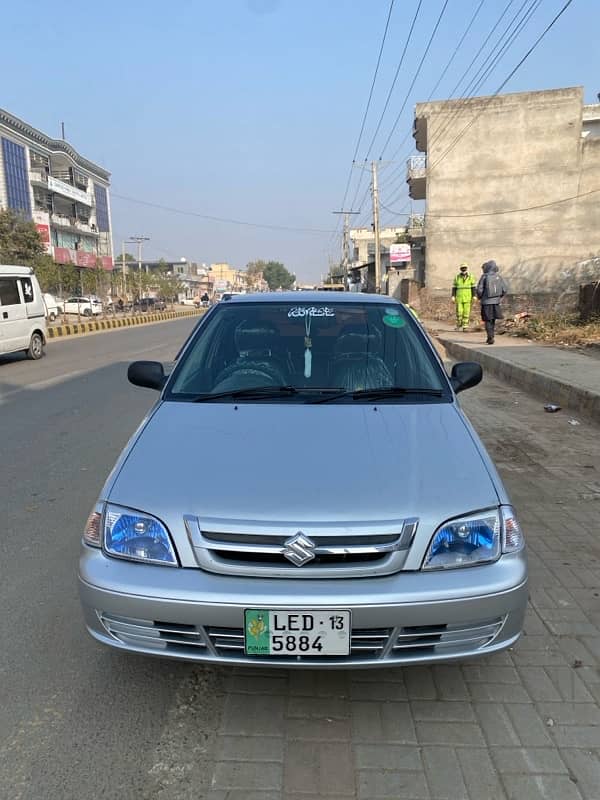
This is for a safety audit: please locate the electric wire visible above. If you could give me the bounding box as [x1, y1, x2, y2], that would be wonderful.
[362, 0, 424, 160]
[331, 0, 396, 243]
[380, 0, 544, 202]
[426, 0, 542, 155]
[377, 0, 450, 159]
[111, 193, 334, 235]
[429, 0, 577, 171]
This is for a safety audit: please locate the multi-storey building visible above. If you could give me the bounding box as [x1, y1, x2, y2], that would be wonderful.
[0, 107, 113, 269]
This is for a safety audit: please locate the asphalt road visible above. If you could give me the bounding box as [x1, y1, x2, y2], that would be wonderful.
[1, 320, 599, 800]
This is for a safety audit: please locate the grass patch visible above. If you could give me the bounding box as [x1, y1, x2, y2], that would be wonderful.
[510, 312, 600, 346]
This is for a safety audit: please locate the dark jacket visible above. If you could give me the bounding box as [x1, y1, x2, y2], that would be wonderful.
[477, 261, 507, 305]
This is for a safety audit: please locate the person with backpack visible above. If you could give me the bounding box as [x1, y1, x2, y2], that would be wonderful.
[477, 260, 508, 344]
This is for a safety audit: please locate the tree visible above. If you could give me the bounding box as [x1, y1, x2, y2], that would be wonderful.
[246, 260, 267, 277]
[0, 208, 44, 264]
[262, 261, 295, 290]
[117, 252, 136, 266]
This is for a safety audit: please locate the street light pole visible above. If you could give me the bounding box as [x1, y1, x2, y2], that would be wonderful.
[371, 161, 381, 293]
[129, 235, 150, 303]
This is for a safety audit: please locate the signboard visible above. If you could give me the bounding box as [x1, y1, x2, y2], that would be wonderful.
[389, 243, 411, 264]
[47, 176, 92, 206]
[100, 256, 113, 271]
[75, 251, 97, 268]
[35, 224, 50, 244]
[53, 247, 72, 264]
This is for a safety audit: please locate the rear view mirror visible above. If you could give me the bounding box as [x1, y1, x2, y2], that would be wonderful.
[450, 361, 482, 394]
[128, 361, 166, 391]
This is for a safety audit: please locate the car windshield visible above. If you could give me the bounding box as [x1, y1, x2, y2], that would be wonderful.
[166, 300, 450, 403]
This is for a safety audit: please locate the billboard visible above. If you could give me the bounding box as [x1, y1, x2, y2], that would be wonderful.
[53, 247, 100, 269]
[75, 251, 97, 268]
[389, 243, 411, 264]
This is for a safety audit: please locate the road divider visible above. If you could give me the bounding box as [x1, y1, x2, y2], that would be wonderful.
[47, 308, 204, 340]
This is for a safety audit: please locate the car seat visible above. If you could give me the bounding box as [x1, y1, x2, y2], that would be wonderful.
[213, 321, 289, 390]
[330, 329, 393, 391]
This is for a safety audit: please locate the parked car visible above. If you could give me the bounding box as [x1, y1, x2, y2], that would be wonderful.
[79, 292, 527, 668]
[61, 296, 103, 316]
[134, 297, 167, 312]
[43, 293, 60, 322]
[0, 265, 47, 359]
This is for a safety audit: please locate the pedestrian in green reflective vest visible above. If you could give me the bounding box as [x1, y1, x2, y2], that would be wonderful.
[452, 263, 477, 331]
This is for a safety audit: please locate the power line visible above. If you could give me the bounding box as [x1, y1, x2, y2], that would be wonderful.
[111, 192, 334, 235]
[332, 0, 396, 240]
[380, 0, 543, 197]
[429, 0, 577, 172]
[380, 200, 412, 216]
[378, 0, 450, 159]
[427, 0, 488, 103]
[426, 185, 600, 218]
[362, 0, 424, 160]
[421, 0, 532, 157]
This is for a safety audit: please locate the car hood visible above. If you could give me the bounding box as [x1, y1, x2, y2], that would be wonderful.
[108, 401, 499, 527]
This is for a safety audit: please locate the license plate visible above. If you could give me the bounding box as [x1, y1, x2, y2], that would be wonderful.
[244, 609, 351, 656]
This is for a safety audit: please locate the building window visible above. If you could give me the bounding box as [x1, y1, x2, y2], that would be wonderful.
[94, 184, 110, 232]
[2, 138, 32, 217]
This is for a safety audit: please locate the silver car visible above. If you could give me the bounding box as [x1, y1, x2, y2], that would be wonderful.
[79, 292, 527, 667]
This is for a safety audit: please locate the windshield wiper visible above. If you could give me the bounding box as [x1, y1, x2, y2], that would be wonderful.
[192, 385, 300, 402]
[310, 387, 444, 404]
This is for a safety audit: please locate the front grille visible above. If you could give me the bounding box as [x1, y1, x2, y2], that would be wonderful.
[206, 626, 392, 661]
[392, 618, 505, 656]
[99, 614, 208, 654]
[100, 614, 505, 663]
[184, 515, 418, 578]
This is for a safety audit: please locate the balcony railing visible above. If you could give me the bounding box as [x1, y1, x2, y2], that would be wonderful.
[406, 155, 426, 178]
[50, 213, 99, 235]
[407, 213, 425, 230]
[30, 168, 48, 184]
[407, 156, 426, 200]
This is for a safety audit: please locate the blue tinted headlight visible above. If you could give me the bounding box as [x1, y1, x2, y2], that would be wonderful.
[104, 505, 178, 566]
[423, 511, 501, 570]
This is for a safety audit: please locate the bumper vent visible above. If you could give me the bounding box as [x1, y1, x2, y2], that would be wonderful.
[99, 613, 505, 664]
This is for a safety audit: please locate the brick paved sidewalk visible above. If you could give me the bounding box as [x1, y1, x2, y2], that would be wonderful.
[145, 371, 600, 800]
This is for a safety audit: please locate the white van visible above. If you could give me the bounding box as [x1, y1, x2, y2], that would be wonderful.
[0, 265, 47, 359]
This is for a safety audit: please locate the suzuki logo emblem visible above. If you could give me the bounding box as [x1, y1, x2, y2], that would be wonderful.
[282, 532, 316, 566]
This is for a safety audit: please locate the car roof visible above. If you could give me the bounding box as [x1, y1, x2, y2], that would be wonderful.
[221, 291, 401, 305]
[0, 264, 34, 276]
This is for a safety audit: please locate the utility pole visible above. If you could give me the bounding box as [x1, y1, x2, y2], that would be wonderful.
[371, 161, 381, 293]
[332, 210, 360, 289]
[129, 235, 150, 299]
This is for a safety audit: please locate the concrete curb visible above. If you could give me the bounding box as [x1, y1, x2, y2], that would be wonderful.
[47, 308, 203, 340]
[438, 335, 600, 425]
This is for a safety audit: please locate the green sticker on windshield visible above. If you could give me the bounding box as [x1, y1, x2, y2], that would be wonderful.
[383, 314, 405, 328]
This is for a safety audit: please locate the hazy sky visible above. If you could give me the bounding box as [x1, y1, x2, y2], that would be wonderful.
[2, 0, 598, 282]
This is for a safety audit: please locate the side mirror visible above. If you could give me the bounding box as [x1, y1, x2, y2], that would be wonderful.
[450, 361, 482, 394]
[128, 361, 166, 391]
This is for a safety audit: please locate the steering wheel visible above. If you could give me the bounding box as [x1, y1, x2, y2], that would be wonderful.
[212, 362, 286, 392]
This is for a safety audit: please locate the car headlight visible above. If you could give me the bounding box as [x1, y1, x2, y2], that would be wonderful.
[422, 506, 523, 570]
[102, 504, 178, 566]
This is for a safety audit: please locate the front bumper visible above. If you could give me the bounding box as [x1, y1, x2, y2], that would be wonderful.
[79, 545, 528, 668]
